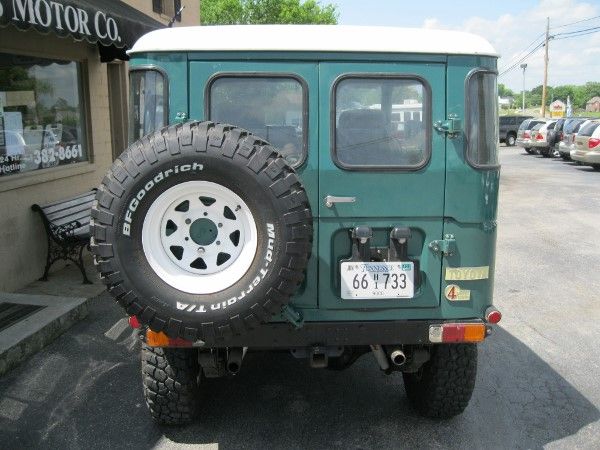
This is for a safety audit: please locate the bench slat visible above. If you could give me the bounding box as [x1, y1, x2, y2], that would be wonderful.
[45, 201, 94, 222]
[38, 190, 96, 211]
[52, 209, 93, 227]
[41, 193, 96, 216]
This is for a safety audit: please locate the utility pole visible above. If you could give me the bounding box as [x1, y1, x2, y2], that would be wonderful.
[541, 17, 550, 117]
[520, 63, 527, 113]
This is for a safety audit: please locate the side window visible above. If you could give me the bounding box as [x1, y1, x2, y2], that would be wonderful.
[466, 70, 498, 167]
[208, 75, 306, 167]
[333, 77, 429, 169]
[129, 69, 167, 143]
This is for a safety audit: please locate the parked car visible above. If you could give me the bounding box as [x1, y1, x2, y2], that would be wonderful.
[571, 120, 600, 169]
[516, 118, 547, 153]
[530, 120, 557, 157]
[89, 25, 502, 425]
[559, 118, 592, 160]
[546, 117, 566, 155]
[499, 115, 532, 146]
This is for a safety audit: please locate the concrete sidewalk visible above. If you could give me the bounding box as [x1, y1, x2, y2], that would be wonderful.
[0, 257, 105, 377]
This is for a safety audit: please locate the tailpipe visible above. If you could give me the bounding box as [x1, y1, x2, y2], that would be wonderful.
[370, 345, 390, 371]
[226, 347, 247, 375]
[388, 348, 407, 367]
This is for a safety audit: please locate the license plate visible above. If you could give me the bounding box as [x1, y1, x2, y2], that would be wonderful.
[340, 261, 414, 299]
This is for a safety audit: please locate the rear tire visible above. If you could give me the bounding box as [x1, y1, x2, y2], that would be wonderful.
[506, 134, 516, 147]
[524, 147, 534, 154]
[403, 344, 477, 419]
[142, 343, 200, 425]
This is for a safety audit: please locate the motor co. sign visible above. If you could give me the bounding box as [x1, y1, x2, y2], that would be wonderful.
[0, 0, 160, 48]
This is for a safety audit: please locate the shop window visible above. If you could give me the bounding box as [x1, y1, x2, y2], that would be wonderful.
[333, 76, 430, 169]
[208, 75, 307, 167]
[153, 0, 181, 21]
[129, 69, 168, 143]
[466, 70, 499, 168]
[0, 53, 88, 178]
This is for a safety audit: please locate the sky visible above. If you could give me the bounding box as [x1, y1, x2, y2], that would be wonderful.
[336, 0, 600, 92]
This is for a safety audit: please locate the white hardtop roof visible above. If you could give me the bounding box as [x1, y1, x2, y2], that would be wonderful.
[130, 25, 498, 57]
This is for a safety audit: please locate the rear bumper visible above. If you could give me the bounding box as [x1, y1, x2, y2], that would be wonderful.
[580, 151, 600, 164]
[571, 149, 588, 162]
[192, 319, 489, 348]
[516, 138, 532, 147]
[530, 140, 549, 148]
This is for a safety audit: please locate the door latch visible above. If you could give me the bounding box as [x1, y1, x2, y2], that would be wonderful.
[429, 234, 456, 256]
[433, 115, 461, 138]
[324, 195, 356, 208]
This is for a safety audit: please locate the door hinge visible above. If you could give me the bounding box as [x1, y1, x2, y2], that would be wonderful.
[433, 114, 461, 138]
[282, 305, 304, 329]
[429, 234, 456, 256]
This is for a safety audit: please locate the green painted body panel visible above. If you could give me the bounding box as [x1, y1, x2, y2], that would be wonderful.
[128, 50, 499, 323]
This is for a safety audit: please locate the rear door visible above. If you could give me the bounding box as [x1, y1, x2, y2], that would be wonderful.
[317, 62, 447, 312]
[189, 61, 319, 308]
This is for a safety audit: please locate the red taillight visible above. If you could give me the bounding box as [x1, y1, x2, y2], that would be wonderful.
[559, 132, 564, 141]
[485, 306, 502, 324]
[589, 138, 600, 149]
[535, 133, 544, 141]
[128, 315, 140, 329]
[523, 131, 531, 139]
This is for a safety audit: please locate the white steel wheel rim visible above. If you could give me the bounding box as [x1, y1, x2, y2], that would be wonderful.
[142, 181, 258, 294]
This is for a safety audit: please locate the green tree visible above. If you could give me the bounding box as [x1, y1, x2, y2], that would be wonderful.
[200, 0, 338, 25]
[498, 83, 514, 98]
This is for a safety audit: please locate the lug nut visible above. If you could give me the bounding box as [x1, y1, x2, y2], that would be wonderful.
[185, 219, 191, 224]
[198, 247, 205, 254]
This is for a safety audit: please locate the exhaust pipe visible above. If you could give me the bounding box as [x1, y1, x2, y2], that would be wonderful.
[370, 345, 390, 371]
[389, 348, 406, 367]
[226, 347, 247, 375]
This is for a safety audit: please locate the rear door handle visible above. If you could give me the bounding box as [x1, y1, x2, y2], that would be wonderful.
[324, 195, 356, 208]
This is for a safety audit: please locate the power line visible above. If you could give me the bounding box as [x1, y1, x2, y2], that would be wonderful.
[554, 28, 600, 40]
[498, 42, 545, 77]
[551, 14, 600, 30]
[500, 31, 545, 68]
[553, 25, 600, 37]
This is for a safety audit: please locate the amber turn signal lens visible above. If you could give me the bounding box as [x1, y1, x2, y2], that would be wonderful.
[462, 324, 486, 342]
[146, 330, 170, 347]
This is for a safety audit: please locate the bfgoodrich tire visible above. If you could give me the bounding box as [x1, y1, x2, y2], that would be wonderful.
[90, 122, 312, 342]
[402, 344, 477, 419]
[141, 343, 199, 425]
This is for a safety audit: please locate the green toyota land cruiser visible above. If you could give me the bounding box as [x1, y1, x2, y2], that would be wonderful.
[90, 25, 502, 425]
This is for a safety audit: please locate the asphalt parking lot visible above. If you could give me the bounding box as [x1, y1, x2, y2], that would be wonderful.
[0, 145, 599, 450]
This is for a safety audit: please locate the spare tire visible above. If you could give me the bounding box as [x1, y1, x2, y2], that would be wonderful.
[90, 122, 312, 342]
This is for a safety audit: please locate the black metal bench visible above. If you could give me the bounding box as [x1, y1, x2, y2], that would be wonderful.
[31, 189, 97, 284]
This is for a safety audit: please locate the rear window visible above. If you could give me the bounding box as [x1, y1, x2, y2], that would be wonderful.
[578, 122, 600, 137]
[129, 69, 168, 144]
[208, 75, 306, 167]
[564, 119, 582, 134]
[466, 70, 498, 167]
[500, 116, 515, 125]
[332, 76, 429, 169]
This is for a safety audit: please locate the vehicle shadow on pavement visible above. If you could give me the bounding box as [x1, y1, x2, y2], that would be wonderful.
[0, 298, 597, 450]
[162, 327, 597, 450]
